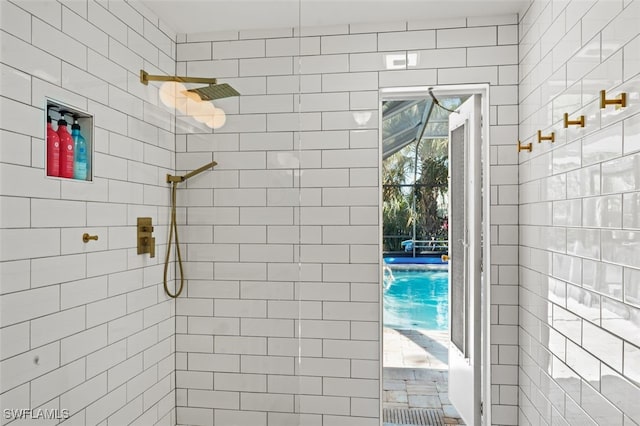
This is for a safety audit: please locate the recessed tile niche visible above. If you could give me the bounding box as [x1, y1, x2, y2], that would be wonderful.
[45, 99, 93, 182]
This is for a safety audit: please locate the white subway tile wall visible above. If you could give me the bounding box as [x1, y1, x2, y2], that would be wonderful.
[0, 0, 177, 425]
[519, 0, 640, 425]
[176, 14, 519, 426]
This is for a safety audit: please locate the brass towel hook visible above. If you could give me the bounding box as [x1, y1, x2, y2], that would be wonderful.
[537, 130, 555, 143]
[82, 233, 98, 243]
[564, 113, 585, 128]
[600, 89, 626, 109]
[518, 140, 532, 153]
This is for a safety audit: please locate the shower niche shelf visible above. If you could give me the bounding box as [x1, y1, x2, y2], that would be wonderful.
[46, 99, 94, 182]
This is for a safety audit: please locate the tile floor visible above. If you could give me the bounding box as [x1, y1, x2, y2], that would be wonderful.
[383, 327, 465, 425]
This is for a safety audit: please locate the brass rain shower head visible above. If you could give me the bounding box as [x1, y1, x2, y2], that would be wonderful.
[140, 70, 240, 100]
[187, 84, 241, 101]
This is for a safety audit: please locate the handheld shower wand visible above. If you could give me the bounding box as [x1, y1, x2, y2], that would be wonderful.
[164, 161, 217, 298]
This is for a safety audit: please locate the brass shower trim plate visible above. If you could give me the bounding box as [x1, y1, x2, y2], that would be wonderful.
[137, 217, 155, 258]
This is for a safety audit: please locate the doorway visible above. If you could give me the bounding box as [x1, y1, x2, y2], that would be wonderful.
[380, 86, 491, 426]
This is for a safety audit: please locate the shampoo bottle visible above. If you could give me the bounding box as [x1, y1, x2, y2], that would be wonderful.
[46, 116, 60, 177]
[71, 120, 88, 180]
[57, 118, 74, 179]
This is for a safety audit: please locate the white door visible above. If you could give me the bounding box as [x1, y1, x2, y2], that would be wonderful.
[447, 94, 482, 425]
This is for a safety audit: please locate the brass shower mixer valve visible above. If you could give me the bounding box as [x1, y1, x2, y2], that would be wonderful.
[137, 217, 155, 258]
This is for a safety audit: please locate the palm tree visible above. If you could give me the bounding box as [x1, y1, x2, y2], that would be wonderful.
[415, 153, 448, 240]
[382, 153, 412, 251]
[383, 137, 449, 251]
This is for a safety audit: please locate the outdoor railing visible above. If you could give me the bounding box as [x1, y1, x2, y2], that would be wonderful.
[402, 239, 448, 252]
[383, 236, 448, 254]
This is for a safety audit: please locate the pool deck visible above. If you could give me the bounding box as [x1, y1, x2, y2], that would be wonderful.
[383, 327, 465, 425]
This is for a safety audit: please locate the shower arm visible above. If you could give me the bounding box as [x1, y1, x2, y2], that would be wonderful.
[140, 70, 217, 86]
[167, 161, 218, 183]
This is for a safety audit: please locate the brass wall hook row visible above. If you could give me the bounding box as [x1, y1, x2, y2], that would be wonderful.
[518, 140, 532, 153]
[537, 130, 555, 143]
[564, 113, 585, 128]
[600, 89, 627, 109]
[82, 233, 98, 243]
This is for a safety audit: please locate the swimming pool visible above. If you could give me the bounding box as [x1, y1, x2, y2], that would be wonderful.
[383, 270, 449, 331]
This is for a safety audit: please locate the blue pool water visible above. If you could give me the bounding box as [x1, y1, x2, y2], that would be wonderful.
[383, 270, 449, 331]
[384, 256, 446, 264]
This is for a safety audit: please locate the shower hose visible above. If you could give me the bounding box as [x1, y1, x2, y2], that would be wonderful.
[163, 182, 184, 298]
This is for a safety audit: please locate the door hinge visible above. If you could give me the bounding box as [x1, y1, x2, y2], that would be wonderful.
[480, 401, 484, 416]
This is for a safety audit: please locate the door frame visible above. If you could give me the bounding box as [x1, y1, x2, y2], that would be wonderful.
[378, 84, 491, 426]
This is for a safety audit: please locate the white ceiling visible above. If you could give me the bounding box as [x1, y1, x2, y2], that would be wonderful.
[141, 0, 529, 34]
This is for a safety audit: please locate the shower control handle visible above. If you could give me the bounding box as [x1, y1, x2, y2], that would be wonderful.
[140, 236, 155, 256]
[137, 217, 156, 258]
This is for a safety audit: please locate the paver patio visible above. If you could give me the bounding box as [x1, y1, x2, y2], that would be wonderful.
[383, 327, 465, 425]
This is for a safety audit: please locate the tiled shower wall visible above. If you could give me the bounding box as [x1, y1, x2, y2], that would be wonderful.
[0, 1, 177, 424]
[176, 15, 521, 426]
[518, 0, 640, 425]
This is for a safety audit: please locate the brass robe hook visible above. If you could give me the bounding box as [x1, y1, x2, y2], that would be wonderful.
[564, 113, 585, 128]
[537, 130, 555, 143]
[600, 90, 626, 109]
[518, 140, 532, 153]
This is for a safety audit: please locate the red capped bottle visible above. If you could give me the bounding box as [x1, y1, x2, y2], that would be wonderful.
[57, 118, 74, 179]
[46, 115, 60, 177]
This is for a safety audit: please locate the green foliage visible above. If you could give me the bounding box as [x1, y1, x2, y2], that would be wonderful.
[415, 154, 448, 240]
[382, 153, 412, 250]
[383, 138, 449, 251]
